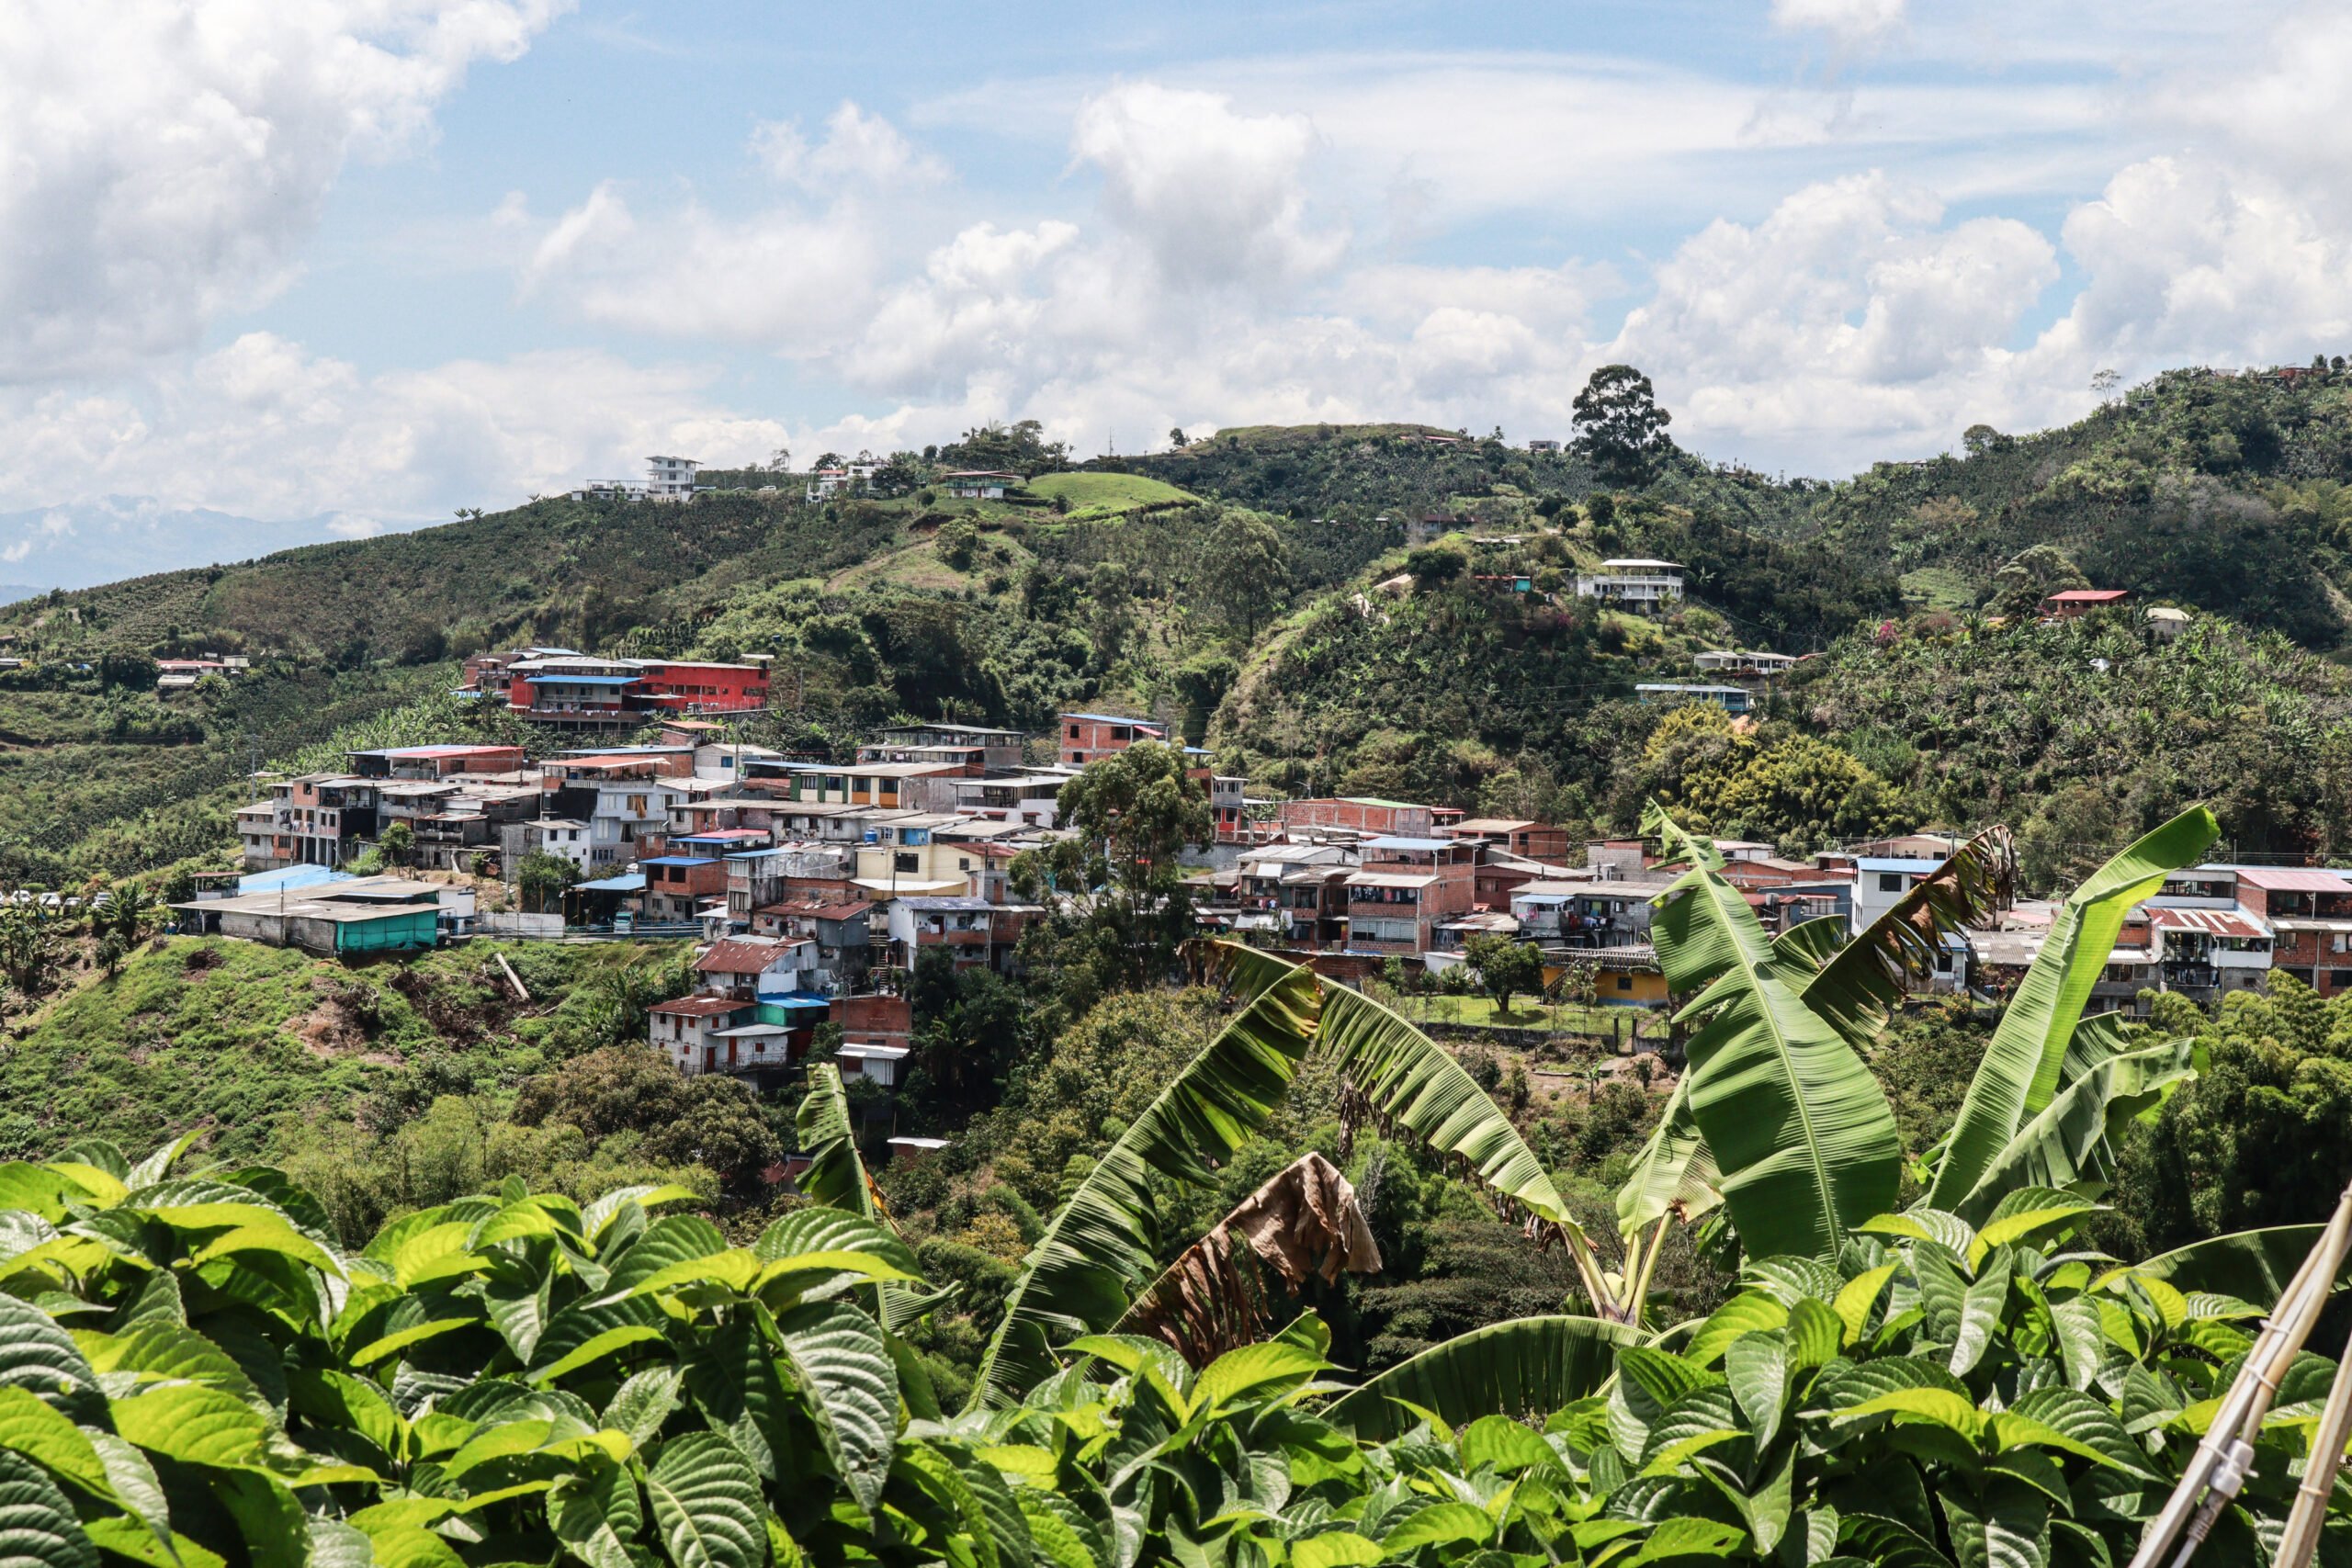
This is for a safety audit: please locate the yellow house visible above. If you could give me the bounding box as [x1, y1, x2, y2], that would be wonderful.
[852, 814, 977, 896]
[1547, 944, 1670, 1008]
[781, 761, 968, 810]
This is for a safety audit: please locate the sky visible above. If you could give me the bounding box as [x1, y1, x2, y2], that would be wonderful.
[5, 0, 2352, 588]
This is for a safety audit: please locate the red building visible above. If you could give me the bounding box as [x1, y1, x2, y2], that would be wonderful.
[630, 661, 770, 714]
[346, 744, 527, 780]
[2229, 866, 2352, 996]
[1060, 711, 1169, 765]
[1442, 818, 1574, 861]
[1276, 796, 1434, 838]
[642, 855, 728, 921]
[2041, 589, 2131, 619]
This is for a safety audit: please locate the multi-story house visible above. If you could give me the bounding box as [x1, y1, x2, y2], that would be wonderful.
[346, 744, 529, 780]
[749, 900, 872, 990]
[1442, 818, 1575, 862]
[853, 815, 977, 896]
[1059, 712, 1169, 766]
[862, 723, 1029, 771]
[949, 773, 1067, 827]
[1275, 797, 1435, 839]
[642, 856, 727, 922]
[2232, 866, 2352, 996]
[236, 775, 381, 870]
[1573, 558, 1685, 609]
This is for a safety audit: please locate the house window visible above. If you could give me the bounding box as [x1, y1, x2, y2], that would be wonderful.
[2335, 970, 2352, 990]
[1616, 975, 1634, 992]
[894, 852, 920, 874]
[1877, 873, 1905, 893]
[1068, 725, 1080, 739]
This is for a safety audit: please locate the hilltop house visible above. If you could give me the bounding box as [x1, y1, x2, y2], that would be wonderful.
[1635, 683, 1755, 716]
[940, 469, 1021, 499]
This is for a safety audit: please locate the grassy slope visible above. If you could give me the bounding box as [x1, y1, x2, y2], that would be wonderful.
[1024, 472, 1197, 512]
[0, 936, 686, 1163]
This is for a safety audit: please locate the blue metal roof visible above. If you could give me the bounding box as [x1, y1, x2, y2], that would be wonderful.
[1364, 836, 1453, 851]
[239, 864, 355, 895]
[532, 673, 639, 686]
[758, 991, 831, 1010]
[575, 872, 646, 892]
[642, 855, 718, 867]
[1061, 712, 1166, 728]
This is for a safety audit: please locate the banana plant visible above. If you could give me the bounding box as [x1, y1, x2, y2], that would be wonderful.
[965, 941, 1640, 1408]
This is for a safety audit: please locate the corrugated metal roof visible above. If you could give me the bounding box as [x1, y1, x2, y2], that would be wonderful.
[2224, 866, 2352, 894]
[2148, 907, 2269, 939]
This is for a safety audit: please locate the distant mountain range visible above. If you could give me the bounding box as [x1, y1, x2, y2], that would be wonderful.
[0, 498, 434, 592]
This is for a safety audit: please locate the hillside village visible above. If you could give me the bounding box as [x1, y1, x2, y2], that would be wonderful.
[124, 439, 2346, 1153]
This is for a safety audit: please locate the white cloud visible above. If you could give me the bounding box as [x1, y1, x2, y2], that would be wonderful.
[752, 102, 945, 190]
[0, 0, 569, 384]
[1770, 0, 1906, 45]
[520, 183, 880, 349]
[1070, 83, 1345, 287]
[2044, 155, 2352, 368]
[325, 514, 384, 540]
[0, 333, 791, 523]
[1611, 174, 2060, 463]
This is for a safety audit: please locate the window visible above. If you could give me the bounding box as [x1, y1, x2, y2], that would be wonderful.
[1068, 725, 1080, 739]
[1877, 873, 1905, 893]
[958, 858, 970, 871]
[2335, 970, 2352, 991]
[1616, 975, 1634, 991]
[894, 852, 920, 874]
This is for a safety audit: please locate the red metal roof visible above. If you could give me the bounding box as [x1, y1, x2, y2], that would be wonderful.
[2148, 907, 2267, 939]
[695, 938, 795, 974]
[2044, 590, 2130, 604]
[2227, 866, 2352, 894]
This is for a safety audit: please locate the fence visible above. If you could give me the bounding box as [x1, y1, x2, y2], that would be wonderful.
[472, 912, 563, 940]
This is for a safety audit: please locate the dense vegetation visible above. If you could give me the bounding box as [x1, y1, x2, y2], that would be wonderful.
[7, 814, 2347, 1567]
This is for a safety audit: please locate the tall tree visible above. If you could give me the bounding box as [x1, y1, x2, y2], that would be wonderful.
[1010, 739, 1211, 998]
[1198, 509, 1292, 636]
[1570, 364, 1675, 485]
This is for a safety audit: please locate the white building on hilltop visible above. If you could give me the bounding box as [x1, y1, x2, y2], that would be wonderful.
[646, 456, 699, 502]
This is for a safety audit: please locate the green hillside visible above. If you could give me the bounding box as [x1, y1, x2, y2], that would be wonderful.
[14, 367, 2352, 889]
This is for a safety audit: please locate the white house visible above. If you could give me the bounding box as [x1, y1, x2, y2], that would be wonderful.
[1574, 558, 1686, 608]
[1852, 856, 1968, 992]
[941, 469, 1021, 500]
[1694, 649, 1798, 676]
[646, 455, 699, 501]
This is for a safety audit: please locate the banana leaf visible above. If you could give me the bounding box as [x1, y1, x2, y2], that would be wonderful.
[2132, 1225, 2352, 1305]
[1314, 983, 1577, 1231]
[1114, 1151, 1380, 1366]
[793, 1065, 876, 1222]
[1615, 1074, 1721, 1235]
[1941, 1043, 2192, 1225]
[1926, 806, 2218, 1213]
[966, 953, 1324, 1407]
[1325, 1314, 1640, 1438]
[1645, 804, 1903, 1259]
[1798, 826, 2016, 1047]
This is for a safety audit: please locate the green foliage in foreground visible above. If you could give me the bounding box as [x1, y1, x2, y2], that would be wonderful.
[0, 1134, 2340, 1568]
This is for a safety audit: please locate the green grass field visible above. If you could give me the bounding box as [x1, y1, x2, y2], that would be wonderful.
[1025, 472, 1198, 512]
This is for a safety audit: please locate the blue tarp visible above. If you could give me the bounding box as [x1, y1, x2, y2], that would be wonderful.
[239, 864, 355, 895]
[533, 673, 640, 686]
[756, 991, 831, 1010]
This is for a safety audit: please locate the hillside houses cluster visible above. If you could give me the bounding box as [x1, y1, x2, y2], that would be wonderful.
[192, 627, 2352, 1104]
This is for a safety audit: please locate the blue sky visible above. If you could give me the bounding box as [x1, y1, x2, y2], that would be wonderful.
[3, 0, 2348, 586]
